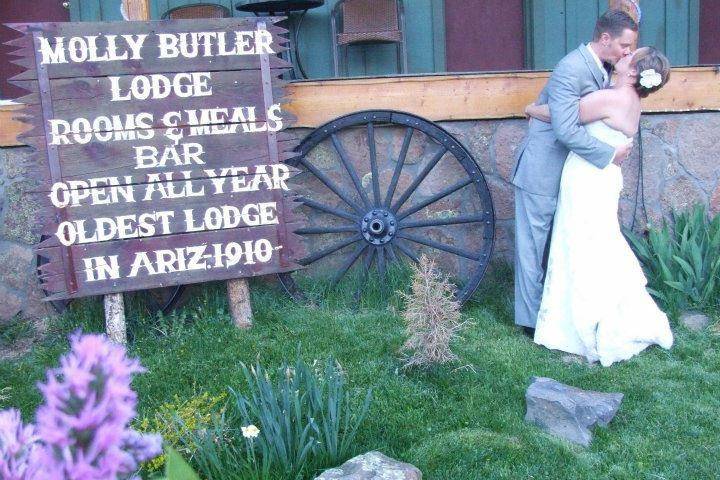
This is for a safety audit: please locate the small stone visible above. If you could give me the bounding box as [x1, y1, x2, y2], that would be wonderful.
[710, 183, 720, 216]
[0, 284, 23, 323]
[676, 113, 720, 184]
[660, 177, 706, 213]
[1, 180, 42, 244]
[442, 121, 495, 174]
[315, 451, 421, 480]
[1, 146, 31, 180]
[486, 176, 514, 220]
[680, 311, 710, 332]
[493, 120, 527, 182]
[492, 220, 514, 263]
[525, 376, 623, 446]
[0, 242, 35, 292]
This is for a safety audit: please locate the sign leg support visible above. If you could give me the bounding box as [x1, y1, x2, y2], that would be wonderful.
[227, 278, 253, 329]
[104, 292, 127, 344]
[99, 0, 149, 345]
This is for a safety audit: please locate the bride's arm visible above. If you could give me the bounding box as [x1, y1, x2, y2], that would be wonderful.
[524, 90, 616, 124]
[524, 102, 551, 122]
[577, 89, 615, 124]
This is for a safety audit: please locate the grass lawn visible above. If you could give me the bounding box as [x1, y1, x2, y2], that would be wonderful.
[1, 264, 719, 479]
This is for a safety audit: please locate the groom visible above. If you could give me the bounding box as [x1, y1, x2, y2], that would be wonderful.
[511, 10, 639, 335]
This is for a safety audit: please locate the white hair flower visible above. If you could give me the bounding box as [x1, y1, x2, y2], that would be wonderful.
[241, 424, 260, 439]
[639, 68, 662, 89]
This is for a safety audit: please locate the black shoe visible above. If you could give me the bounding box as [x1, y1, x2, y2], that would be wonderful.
[521, 326, 535, 338]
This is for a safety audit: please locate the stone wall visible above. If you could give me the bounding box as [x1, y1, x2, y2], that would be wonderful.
[0, 146, 53, 324]
[0, 111, 718, 323]
[439, 111, 720, 263]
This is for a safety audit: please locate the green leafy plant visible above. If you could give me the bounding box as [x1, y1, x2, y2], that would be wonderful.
[137, 391, 227, 471]
[163, 446, 201, 480]
[177, 355, 372, 479]
[625, 204, 720, 314]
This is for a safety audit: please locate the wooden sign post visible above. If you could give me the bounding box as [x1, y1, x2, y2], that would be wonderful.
[6, 7, 302, 342]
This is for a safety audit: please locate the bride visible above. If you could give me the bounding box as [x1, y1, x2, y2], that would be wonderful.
[524, 47, 674, 366]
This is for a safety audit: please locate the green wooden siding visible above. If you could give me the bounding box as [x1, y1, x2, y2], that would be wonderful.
[71, 0, 445, 78]
[71, 0, 702, 75]
[524, 0, 701, 69]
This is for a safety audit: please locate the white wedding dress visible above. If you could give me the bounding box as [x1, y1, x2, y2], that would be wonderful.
[534, 120, 674, 366]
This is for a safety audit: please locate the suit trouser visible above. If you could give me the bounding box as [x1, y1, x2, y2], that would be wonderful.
[514, 186, 557, 328]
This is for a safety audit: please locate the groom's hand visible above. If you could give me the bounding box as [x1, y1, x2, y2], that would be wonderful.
[612, 140, 633, 166]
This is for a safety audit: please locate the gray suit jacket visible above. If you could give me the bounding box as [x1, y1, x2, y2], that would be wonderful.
[511, 44, 615, 198]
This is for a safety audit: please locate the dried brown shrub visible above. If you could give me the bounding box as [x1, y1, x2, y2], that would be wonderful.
[399, 255, 469, 369]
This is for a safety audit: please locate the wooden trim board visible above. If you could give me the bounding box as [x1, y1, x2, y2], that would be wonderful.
[286, 66, 720, 128]
[2, 67, 719, 146]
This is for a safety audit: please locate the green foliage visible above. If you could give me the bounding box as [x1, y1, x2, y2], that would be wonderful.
[4, 264, 720, 479]
[163, 446, 201, 480]
[0, 317, 35, 347]
[625, 204, 720, 315]
[178, 356, 372, 479]
[137, 391, 226, 471]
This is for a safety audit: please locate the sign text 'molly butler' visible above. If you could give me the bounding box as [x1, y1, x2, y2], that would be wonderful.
[36, 29, 275, 64]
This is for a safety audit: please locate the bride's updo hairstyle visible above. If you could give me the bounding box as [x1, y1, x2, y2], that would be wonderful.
[632, 47, 671, 98]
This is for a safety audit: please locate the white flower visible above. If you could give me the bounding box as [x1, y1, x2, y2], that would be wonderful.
[241, 424, 260, 439]
[639, 68, 662, 89]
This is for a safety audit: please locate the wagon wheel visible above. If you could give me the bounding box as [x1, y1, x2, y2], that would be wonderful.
[35, 238, 186, 317]
[278, 110, 495, 305]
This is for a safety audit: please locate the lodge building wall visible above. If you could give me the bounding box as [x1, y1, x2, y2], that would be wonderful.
[1, 110, 719, 322]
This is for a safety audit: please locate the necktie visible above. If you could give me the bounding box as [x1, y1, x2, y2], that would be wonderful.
[602, 62, 612, 87]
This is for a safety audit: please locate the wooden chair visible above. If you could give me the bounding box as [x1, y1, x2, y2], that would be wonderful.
[331, 0, 408, 77]
[163, 3, 230, 19]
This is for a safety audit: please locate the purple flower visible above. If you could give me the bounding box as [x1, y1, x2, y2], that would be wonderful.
[0, 409, 38, 480]
[27, 332, 162, 480]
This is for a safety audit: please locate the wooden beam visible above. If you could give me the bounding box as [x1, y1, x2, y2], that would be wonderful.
[2, 67, 718, 147]
[285, 66, 720, 128]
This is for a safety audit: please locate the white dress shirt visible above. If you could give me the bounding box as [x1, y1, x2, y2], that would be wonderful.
[587, 43, 609, 87]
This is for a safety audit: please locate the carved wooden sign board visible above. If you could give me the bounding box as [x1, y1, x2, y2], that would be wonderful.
[5, 18, 303, 300]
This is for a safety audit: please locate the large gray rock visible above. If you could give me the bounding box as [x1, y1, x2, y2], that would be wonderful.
[315, 451, 421, 480]
[525, 377, 623, 446]
[680, 311, 710, 332]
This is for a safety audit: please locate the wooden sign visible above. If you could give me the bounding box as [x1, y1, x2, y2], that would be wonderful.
[5, 18, 303, 300]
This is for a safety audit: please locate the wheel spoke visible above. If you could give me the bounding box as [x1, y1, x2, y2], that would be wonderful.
[399, 213, 488, 229]
[390, 147, 447, 212]
[397, 177, 473, 220]
[298, 234, 362, 265]
[386, 243, 398, 263]
[299, 197, 359, 223]
[298, 157, 364, 214]
[384, 127, 413, 208]
[394, 239, 419, 263]
[331, 133, 372, 209]
[377, 246, 386, 285]
[397, 232, 481, 261]
[367, 123, 381, 206]
[295, 225, 358, 235]
[332, 243, 368, 285]
[355, 248, 376, 301]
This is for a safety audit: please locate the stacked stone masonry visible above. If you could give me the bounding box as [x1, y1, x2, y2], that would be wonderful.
[1, 112, 718, 322]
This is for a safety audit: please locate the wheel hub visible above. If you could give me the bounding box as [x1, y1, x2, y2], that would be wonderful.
[361, 209, 397, 245]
